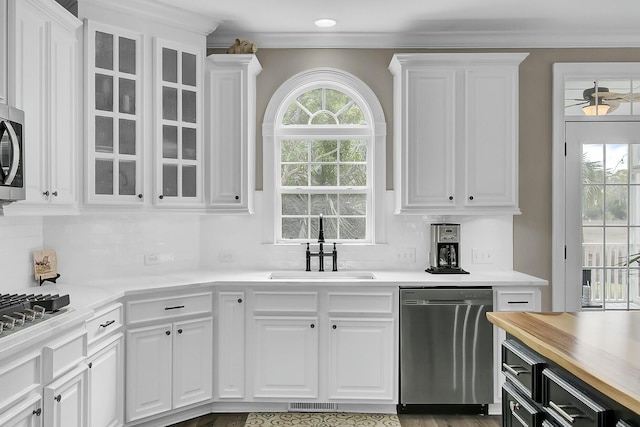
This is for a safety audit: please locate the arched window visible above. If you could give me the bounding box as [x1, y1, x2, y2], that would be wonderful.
[263, 69, 386, 244]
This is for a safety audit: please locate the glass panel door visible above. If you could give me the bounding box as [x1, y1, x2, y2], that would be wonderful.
[155, 40, 202, 205]
[87, 22, 142, 204]
[566, 122, 640, 310]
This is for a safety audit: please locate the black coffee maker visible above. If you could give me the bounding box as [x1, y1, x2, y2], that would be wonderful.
[426, 223, 469, 274]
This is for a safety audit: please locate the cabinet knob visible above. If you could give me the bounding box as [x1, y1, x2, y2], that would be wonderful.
[165, 330, 171, 335]
[332, 325, 337, 329]
[138, 194, 143, 199]
[235, 195, 239, 200]
[54, 395, 61, 403]
[88, 362, 93, 369]
[178, 329, 183, 334]
[237, 298, 243, 303]
[43, 191, 49, 197]
[310, 324, 315, 328]
[449, 196, 453, 201]
[469, 196, 474, 201]
[159, 195, 164, 200]
[52, 191, 58, 197]
[33, 408, 42, 416]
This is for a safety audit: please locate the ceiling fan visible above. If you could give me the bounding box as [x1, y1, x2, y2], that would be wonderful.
[566, 83, 640, 115]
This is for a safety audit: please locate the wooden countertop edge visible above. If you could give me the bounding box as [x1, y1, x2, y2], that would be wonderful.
[487, 312, 640, 416]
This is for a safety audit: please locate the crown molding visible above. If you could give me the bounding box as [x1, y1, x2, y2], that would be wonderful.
[208, 29, 640, 49]
[78, 0, 220, 36]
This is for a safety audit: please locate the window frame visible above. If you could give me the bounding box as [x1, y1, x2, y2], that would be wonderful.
[263, 68, 386, 245]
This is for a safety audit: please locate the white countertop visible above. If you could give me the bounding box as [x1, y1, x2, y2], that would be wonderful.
[14, 268, 547, 311]
[0, 268, 546, 357]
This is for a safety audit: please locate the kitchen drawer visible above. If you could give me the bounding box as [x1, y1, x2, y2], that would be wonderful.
[126, 291, 213, 325]
[253, 291, 318, 313]
[503, 381, 545, 427]
[543, 368, 613, 427]
[86, 303, 123, 345]
[328, 291, 394, 315]
[502, 339, 546, 402]
[0, 351, 40, 411]
[496, 289, 539, 311]
[43, 328, 87, 383]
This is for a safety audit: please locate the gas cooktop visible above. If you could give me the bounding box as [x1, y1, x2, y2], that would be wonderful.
[0, 293, 71, 338]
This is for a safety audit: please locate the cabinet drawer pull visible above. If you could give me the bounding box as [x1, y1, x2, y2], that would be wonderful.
[178, 329, 183, 334]
[164, 305, 185, 311]
[33, 408, 41, 416]
[99, 320, 116, 328]
[310, 323, 315, 328]
[54, 394, 61, 402]
[237, 298, 243, 303]
[549, 401, 581, 423]
[509, 400, 520, 412]
[165, 330, 171, 335]
[507, 300, 530, 304]
[503, 363, 528, 376]
[52, 191, 58, 197]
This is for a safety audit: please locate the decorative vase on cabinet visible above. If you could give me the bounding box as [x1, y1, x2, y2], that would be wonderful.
[389, 53, 529, 215]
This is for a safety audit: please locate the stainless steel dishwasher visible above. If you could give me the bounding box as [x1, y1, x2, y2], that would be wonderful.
[399, 288, 494, 413]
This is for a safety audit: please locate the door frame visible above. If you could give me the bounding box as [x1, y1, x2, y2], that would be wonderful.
[552, 63, 640, 311]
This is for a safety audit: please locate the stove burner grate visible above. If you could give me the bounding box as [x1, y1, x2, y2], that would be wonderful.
[0, 293, 71, 337]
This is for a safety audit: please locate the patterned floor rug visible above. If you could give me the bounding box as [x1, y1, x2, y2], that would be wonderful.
[244, 412, 401, 427]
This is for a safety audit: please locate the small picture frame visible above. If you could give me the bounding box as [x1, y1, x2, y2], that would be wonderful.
[33, 249, 58, 282]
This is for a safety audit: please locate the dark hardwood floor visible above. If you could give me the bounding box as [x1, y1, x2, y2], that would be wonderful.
[169, 413, 502, 427]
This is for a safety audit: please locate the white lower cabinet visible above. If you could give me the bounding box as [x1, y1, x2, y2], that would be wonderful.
[327, 318, 394, 400]
[253, 316, 319, 398]
[0, 393, 42, 427]
[43, 364, 88, 427]
[218, 287, 398, 406]
[215, 292, 245, 399]
[126, 318, 213, 423]
[87, 334, 123, 427]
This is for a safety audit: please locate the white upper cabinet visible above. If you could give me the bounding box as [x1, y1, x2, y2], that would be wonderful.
[85, 21, 144, 205]
[5, 0, 81, 214]
[154, 39, 203, 207]
[78, 0, 218, 211]
[205, 54, 261, 213]
[0, 0, 6, 105]
[389, 53, 528, 215]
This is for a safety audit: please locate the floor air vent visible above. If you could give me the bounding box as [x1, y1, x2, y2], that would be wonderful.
[288, 402, 337, 412]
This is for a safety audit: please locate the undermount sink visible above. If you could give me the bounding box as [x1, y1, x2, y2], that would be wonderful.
[268, 271, 376, 280]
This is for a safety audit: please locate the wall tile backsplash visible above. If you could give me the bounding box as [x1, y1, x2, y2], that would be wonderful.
[0, 191, 513, 289]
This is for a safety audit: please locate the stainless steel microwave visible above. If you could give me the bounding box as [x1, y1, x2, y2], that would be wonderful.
[0, 104, 25, 204]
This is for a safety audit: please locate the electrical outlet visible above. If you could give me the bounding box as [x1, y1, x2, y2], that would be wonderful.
[144, 253, 160, 265]
[472, 248, 494, 264]
[219, 251, 235, 263]
[396, 248, 416, 264]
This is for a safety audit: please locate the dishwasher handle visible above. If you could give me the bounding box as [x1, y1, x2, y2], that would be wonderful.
[404, 299, 492, 306]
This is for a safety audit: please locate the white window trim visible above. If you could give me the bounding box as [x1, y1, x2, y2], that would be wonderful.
[552, 62, 640, 311]
[263, 68, 387, 244]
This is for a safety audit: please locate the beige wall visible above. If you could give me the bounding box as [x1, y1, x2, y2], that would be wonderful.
[214, 47, 640, 309]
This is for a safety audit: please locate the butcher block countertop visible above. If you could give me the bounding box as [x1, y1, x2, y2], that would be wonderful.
[487, 311, 640, 415]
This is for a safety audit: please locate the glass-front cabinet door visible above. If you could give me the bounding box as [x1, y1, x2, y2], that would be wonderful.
[154, 39, 203, 206]
[86, 22, 143, 204]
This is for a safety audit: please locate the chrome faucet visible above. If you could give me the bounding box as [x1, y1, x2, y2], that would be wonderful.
[305, 214, 338, 272]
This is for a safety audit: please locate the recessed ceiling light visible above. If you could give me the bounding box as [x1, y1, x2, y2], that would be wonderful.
[315, 18, 337, 28]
